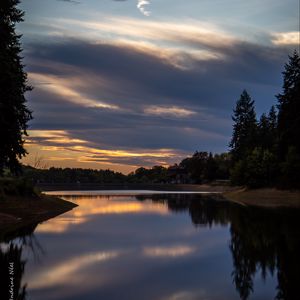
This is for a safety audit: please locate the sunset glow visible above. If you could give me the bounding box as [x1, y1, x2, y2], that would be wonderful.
[19, 0, 299, 172]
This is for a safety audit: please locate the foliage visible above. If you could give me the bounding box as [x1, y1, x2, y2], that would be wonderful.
[280, 146, 300, 189]
[23, 166, 127, 184]
[127, 166, 169, 183]
[180, 151, 230, 183]
[277, 50, 300, 160]
[0, 0, 32, 175]
[0, 177, 38, 199]
[22, 155, 232, 185]
[229, 51, 300, 189]
[229, 90, 257, 163]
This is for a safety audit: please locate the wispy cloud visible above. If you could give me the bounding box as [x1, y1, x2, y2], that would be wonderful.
[29, 73, 120, 110]
[23, 130, 188, 172]
[137, 0, 151, 17]
[144, 106, 197, 117]
[57, 0, 80, 4]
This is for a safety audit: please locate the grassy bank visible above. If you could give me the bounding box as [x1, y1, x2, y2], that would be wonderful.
[0, 178, 77, 240]
[223, 188, 300, 208]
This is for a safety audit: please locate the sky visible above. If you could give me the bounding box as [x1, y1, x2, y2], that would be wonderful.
[19, 0, 299, 173]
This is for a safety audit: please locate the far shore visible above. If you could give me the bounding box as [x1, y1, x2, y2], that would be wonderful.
[37, 183, 235, 192]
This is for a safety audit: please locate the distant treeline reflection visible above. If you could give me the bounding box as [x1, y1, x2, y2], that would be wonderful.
[137, 194, 300, 299]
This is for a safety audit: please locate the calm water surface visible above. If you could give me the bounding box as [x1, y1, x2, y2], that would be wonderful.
[1, 191, 299, 300]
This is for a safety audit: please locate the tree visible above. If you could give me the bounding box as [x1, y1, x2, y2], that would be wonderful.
[203, 152, 217, 182]
[257, 106, 277, 151]
[280, 146, 300, 189]
[277, 50, 300, 160]
[0, 0, 32, 175]
[229, 90, 257, 163]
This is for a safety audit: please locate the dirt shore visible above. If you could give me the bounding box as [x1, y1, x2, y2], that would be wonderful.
[0, 194, 77, 240]
[223, 188, 300, 208]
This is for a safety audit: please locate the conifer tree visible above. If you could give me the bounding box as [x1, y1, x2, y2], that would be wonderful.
[0, 0, 32, 175]
[258, 106, 277, 151]
[229, 90, 257, 163]
[277, 50, 300, 160]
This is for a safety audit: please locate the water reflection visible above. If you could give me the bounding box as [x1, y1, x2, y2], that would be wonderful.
[139, 194, 300, 300]
[0, 223, 41, 300]
[29, 251, 120, 289]
[143, 245, 196, 258]
[1, 193, 299, 300]
[36, 195, 169, 233]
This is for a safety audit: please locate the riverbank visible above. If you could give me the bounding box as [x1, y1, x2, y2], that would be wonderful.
[0, 194, 77, 240]
[223, 188, 300, 208]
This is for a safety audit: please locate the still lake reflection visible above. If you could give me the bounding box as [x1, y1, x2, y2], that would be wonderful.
[1, 191, 299, 300]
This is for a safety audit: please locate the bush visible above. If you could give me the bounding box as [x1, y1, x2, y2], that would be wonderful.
[280, 147, 300, 189]
[230, 148, 278, 188]
[0, 177, 39, 200]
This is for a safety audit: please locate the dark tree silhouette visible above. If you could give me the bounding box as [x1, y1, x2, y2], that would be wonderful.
[276, 51, 300, 188]
[229, 90, 257, 163]
[277, 50, 300, 161]
[257, 106, 277, 151]
[0, 0, 32, 175]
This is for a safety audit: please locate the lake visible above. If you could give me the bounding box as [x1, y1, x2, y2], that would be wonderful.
[1, 191, 299, 300]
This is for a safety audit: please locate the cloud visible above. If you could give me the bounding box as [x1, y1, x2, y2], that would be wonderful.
[56, 0, 81, 4]
[23, 130, 189, 171]
[22, 17, 294, 170]
[29, 73, 120, 110]
[144, 106, 197, 117]
[57, 0, 80, 4]
[137, 0, 151, 16]
[272, 31, 300, 45]
[53, 16, 233, 54]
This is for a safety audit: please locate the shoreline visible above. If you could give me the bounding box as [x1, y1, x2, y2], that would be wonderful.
[0, 194, 77, 241]
[223, 188, 300, 208]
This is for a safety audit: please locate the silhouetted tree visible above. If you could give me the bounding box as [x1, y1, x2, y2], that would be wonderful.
[203, 152, 217, 181]
[0, 0, 32, 175]
[257, 106, 277, 151]
[229, 90, 258, 185]
[229, 90, 257, 163]
[277, 50, 300, 160]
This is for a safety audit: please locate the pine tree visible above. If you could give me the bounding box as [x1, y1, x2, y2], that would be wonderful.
[268, 105, 277, 133]
[258, 106, 277, 151]
[229, 90, 257, 163]
[0, 0, 32, 175]
[277, 50, 300, 160]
